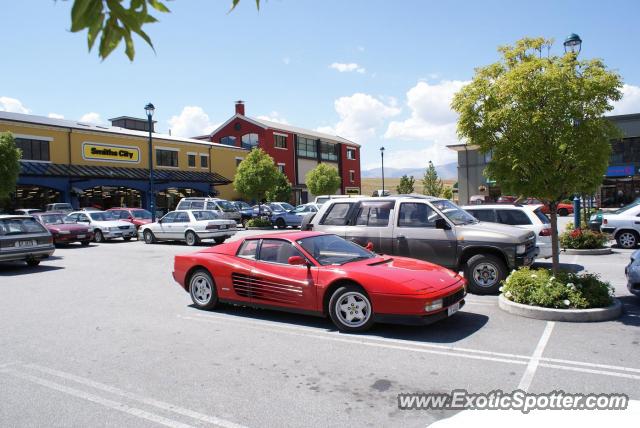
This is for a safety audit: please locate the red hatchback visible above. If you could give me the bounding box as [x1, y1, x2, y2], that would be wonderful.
[173, 231, 466, 332]
[107, 208, 153, 230]
[32, 213, 94, 245]
[520, 198, 574, 216]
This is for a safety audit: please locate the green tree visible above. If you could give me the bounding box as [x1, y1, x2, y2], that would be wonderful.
[68, 0, 260, 60]
[396, 175, 415, 194]
[422, 161, 444, 197]
[306, 163, 341, 196]
[265, 171, 292, 203]
[0, 133, 21, 201]
[452, 37, 622, 273]
[442, 186, 453, 200]
[233, 148, 280, 211]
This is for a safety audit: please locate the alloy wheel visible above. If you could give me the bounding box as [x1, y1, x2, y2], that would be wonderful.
[335, 292, 371, 328]
[191, 274, 212, 305]
[618, 232, 636, 248]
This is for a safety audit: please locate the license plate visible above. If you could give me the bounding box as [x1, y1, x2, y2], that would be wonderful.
[77, 234, 86, 239]
[16, 240, 36, 247]
[447, 302, 460, 316]
[220, 225, 227, 229]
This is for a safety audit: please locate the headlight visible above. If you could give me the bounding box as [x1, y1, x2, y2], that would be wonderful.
[516, 244, 526, 254]
[425, 299, 443, 312]
[58, 230, 70, 235]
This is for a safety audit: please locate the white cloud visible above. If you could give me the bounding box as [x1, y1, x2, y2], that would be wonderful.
[79, 112, 104, 125]
[0, 96, 31, 114]
[611, 84, 640, 115]
[256, 111, 289, 124]
[329, 62, 366, 74]
[48, 113, 64, 119]
[317, 93, 401, 144]
[168, 106, 219, 137]
[364, 144, 457, 170]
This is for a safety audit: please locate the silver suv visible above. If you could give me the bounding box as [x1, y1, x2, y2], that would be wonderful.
[303, 196, 537, 294]
[175, 197, 241, 224]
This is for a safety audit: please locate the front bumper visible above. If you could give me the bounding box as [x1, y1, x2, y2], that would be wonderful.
[375, 299, 466, 325]
[515, 246, 538, 267]
[104, 229, 136, 239]
[53, 233, 94, 243]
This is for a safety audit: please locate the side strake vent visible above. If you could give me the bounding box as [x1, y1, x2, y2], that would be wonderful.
[231, 272, 304, 304]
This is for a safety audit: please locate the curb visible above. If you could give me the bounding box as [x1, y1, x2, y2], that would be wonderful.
[561, 248, 612, 255]
[498, 294, 622, 322]
[246, 226, 274, 230]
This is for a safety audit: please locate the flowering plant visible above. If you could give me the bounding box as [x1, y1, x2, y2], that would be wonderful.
[560, 228, 608, 250]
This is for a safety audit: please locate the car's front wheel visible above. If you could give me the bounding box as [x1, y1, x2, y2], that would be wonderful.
[275, 218, 286, 229]
[616, 230, 638, 249]
[81, 240, 90, 246]
[143, 230, 156, 244]
[189, 269, 218, 310]
[464, 254, 506, 294]
[94, 230, 105, 243]
[123, 236, 132, 241]
[328, 285, 375, 332]
[185, 230, 199, 246]
[26, 258, 40, 267]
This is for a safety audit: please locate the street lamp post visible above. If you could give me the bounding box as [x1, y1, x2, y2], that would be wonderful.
[145, 103, 156, 222]
[380, 146, 385, 195]
[563, 33, 583, 228]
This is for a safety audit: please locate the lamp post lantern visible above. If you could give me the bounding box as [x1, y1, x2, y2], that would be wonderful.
[563, 33, 582, 54]
[380, 146, 385, 195]
[145, 102, 156, 222]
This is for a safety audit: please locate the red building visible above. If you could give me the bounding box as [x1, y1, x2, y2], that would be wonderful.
[196, 101, 361, 204]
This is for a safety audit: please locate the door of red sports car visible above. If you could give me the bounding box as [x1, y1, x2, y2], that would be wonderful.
[249, 239, 317, 310]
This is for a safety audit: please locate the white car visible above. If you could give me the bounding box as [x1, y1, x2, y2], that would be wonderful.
[463, 204, 552, 259]
[139, 210, 237, 246]
[66, 211, 136, 243]
[601, 204, 640, 248]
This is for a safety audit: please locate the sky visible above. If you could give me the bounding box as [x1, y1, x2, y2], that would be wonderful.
[2, 0, 640, 172]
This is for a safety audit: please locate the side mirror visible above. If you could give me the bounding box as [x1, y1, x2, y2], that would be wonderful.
[288, 256, 307, 266]
[435, 218, 451, 230]
[158, 219, 163, 224]
[365, 242, 374, 251]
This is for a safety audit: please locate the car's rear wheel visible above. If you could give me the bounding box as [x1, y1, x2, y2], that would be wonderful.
[558, 208, 569, 216]
[26, 258, 40, 267]
[464, 254, 506, 294]
[143, 230, 155, 244]
[189, 269, 218, 310]
[214, 237, 226, 245]
[185, 230, 199, 246]
[276, 218, 286, 229]
[123, 236, 132, 241]
[616, 230, 638, 249]
[328, 285, 375, 332]
[94, 230, 105, 243]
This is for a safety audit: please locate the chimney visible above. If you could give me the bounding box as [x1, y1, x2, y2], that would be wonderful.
[235, 100, 245, 115]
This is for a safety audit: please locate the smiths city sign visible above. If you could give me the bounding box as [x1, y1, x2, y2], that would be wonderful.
[82, 142, 140, 164]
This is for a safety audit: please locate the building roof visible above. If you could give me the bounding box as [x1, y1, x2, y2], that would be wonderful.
[207, 113, 360, 147]
[0, 111, 243, 151]
[19, 161, 232, 185]
[108, 115, 157, 123]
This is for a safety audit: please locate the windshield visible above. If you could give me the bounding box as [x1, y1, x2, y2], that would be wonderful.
[234, 201, 251, 210]
[316, 197, 329, 205]
[40, 214, 66, 225]
[216, 200, 237, 212]
[191, 210, 219, 220]
[131, 210, 152, 219]
[297, 234, 374, 266]
[431, 199, 478, 225]
[89, 212, 115, 221]
[280, 203, 295, 211]
[613, 199, 640, 214]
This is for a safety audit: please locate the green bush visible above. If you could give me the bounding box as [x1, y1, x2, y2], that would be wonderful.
[246, 217, 273, 228]
[501, 268, 613, 309]
[559, 228, 608, 249]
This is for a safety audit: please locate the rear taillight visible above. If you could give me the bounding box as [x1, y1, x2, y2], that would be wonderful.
[603, 219, 608, 224]
[47, 236, 53, 244]
[539, 228, 551, 236]
[206, 224, 220, 230]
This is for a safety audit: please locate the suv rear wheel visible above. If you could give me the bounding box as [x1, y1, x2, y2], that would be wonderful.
[464, 254, 506, 294]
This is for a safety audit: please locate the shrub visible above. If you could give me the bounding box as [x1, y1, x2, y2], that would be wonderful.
[559, 228, 608, 249]
[246, 217, 273, 228]
[501, 267, 613, 309]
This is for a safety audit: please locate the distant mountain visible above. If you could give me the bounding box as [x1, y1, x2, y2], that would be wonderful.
[361, 162, 458, 180]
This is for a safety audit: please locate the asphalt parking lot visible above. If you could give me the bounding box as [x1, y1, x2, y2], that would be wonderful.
[1, 226, 639, 427]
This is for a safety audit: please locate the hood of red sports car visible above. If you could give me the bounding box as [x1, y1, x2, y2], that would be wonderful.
[333, 256, 463, 295]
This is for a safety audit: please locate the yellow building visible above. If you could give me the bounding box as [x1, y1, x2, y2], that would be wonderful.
[0, 111, 247, 213]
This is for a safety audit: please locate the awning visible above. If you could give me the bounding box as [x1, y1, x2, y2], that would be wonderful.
[20, 162, 232, 185]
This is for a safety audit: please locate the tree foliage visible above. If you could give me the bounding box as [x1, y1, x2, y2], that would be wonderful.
[306, 163, 341, 196]
[396, 175, 415, 194]
[68, 0, 260, 60]
[442, 186, 453, 200]
[266, 171, 292, 202]
[0, 133, 21, 201]
[233, 148, 280, 204]
[452, 37, 622, 272]
[422, 161, 444, 197]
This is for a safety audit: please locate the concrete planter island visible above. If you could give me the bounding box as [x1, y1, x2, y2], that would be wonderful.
[561, 247, 613, 255]
[498, 294, 622, 322]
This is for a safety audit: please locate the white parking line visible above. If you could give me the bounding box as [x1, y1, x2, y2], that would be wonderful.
[517, 321, 555, 391]
[1, 369, 195, 428]
[23, 364, 247, 428]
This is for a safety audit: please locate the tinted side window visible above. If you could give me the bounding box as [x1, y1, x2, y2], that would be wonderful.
[497, 210, 532, 225]
[533, 208, 550, 224]
[190, 201, 205, 210]
[355, 202, 394, 227]
[206, 202, 219, 211]
[321, 203, 353, 226]
[468, 209, 496, 223]
[176, 201, 190, 210]
[174, 212, 190, 223]
[258, 239, 304, 264]
[238, 240, 259, 259]
[398, 203, 437, 227]
[161, 212, 177, 223]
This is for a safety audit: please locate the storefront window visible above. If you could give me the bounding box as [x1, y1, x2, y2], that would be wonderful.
[15, 138, 50, 161]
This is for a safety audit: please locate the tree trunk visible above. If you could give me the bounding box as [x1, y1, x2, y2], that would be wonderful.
[549, 201, 560, 275]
